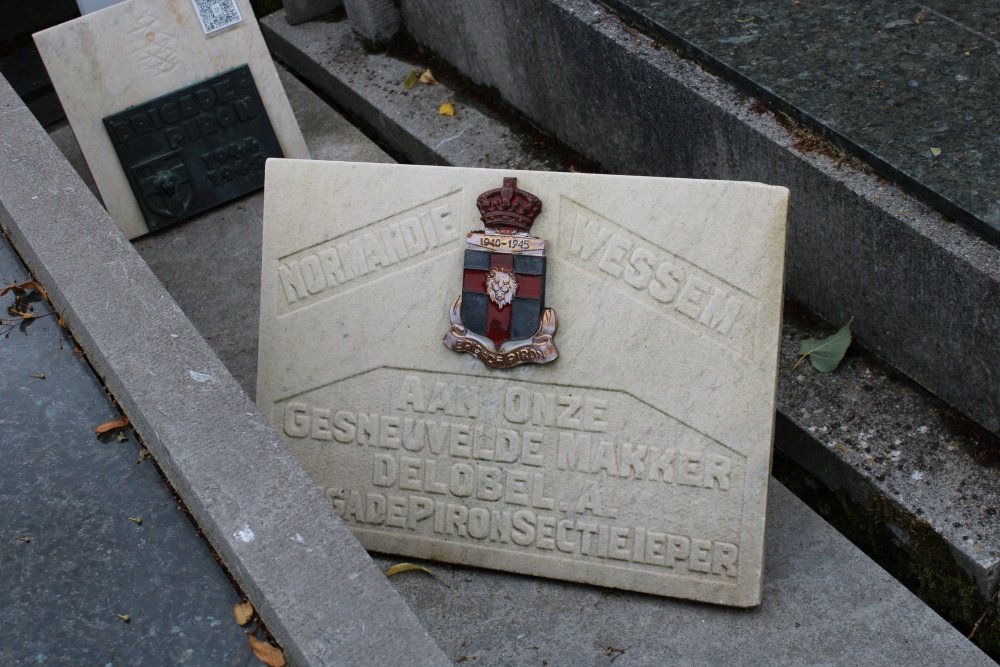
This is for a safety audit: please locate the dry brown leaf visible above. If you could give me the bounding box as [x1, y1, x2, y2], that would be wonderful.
[419, 69, 439, 85]
[385, 562, 452, 587]
[233, 600, 254, 626]
[439, 100, 455, 117]
[9, 309, 37, 320]
[94, 415, 130, 434]
[249, 636, 286, 667]
[1, 280, 48, 300]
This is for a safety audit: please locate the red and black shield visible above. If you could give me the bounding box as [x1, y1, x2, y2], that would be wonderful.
[461, 248, 546, 349]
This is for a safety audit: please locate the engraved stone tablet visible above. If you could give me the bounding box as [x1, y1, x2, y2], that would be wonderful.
[257, 161, 789, 607]
[34, 0, 308, 238]
[103, 65, 282, 231]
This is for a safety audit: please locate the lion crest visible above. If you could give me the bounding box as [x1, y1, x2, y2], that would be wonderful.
[485, 267, 518, 309]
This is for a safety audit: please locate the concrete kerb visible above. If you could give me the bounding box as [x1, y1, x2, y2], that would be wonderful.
[389, 0, 1000, 441]
[0, 74, 450, 667]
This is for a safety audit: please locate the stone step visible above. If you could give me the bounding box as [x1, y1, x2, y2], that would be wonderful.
[260, 9, 1000, 657]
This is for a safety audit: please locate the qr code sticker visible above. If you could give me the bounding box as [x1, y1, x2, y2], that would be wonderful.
[190, 0, 244, 35]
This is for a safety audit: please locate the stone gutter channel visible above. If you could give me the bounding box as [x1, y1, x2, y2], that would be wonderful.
[0, 5, 996, 667]
[259, 4, 1000, 657]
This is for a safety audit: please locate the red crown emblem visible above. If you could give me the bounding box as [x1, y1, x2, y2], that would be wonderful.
[476, 177, 542, 234]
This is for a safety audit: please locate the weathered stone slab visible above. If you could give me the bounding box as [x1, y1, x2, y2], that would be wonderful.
[34, 0, 308, 238]
[258, 160, 788, 607]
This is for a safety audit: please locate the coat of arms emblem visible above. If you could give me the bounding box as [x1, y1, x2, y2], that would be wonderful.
[443, 177, 558, 368]
[134, 153, 194, 221]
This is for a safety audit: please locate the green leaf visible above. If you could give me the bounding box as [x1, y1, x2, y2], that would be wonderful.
[794, 316, 854, 373]
[385, 562, 451, 587]
[403, 69, 418, 89]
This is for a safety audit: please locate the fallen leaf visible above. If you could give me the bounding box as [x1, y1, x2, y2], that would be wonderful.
[14, 535, 30, 543]
[95, 416, 130, 434]
[127, 517, 142, 525]
[31, 374, 45, 379]
[439, 99, 455, 117]
[930, 147, 941, 156]
[8, 309, 37, 320]
[1, 280, 48, 300]
[419, 69, 439, 85]
[137, 448, 150, 464]
[404, 68, 418, 89]
[793, 316, 854, 373]
[233, 600, 254, 626]
[249, 636, 286, 667]
[385, 562, 452, 587]
[116, 614, 131, 623]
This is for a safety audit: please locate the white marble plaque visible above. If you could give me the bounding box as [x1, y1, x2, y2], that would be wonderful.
[35, 0, 309, 239]
[257, 160, 788, 607]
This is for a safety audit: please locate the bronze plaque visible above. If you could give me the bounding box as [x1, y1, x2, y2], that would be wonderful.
[103, 64, 282, 231]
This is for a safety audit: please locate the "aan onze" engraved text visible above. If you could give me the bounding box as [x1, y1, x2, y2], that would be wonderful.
[279, 374, 741, 580]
